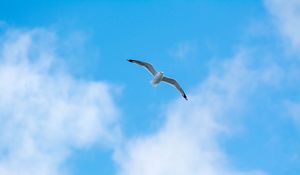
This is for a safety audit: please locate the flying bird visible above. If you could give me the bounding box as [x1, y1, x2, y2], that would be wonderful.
[127, 59, 188, 100]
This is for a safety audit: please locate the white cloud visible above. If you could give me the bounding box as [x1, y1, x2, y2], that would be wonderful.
[265, 0, 300, 125]
[115, 52, 268, 175]
[0, 29, 120, 175]
[265, 0, 300, 51]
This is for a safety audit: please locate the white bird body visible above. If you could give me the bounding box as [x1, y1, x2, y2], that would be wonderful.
[151, 72, 164, 86]
[127, 59, 188, 100]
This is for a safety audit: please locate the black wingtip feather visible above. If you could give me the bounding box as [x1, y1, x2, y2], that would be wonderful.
[183, 94, 188, 100]
[127, 59, 134, 62]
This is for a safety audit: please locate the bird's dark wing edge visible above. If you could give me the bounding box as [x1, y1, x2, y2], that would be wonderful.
[127, 59, 157, 76]
[162, 76, 188, 100]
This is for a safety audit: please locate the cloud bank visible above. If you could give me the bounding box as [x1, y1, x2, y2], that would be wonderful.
[0, 29, 120, 175]
[0, 28, 270, 175]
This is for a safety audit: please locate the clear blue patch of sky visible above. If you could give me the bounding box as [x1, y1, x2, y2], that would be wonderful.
[65, 146, 116, 175]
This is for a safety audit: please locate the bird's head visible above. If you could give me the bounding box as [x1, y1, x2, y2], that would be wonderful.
[160, 71, 164, 75]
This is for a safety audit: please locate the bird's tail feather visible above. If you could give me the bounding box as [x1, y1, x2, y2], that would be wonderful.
[150, 80, 158, 87]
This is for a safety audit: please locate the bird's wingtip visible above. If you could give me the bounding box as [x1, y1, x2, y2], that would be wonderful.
[127, 59, 134, 62]
[183, 94, 188, 100]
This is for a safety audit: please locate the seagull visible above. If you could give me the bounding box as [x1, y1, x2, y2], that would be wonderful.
[127, 59, 188, 100]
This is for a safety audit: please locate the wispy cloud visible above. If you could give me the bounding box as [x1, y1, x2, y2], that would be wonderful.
[285, 101, 300, 124]
[115, 52, 269, 175]
[0, 29, 120, 175]
[265, 0, 300, 52]
[265, 0, 300, 124]
[169, 41, 196, 60]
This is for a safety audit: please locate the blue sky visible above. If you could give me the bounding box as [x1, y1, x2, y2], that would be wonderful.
[0, 0, 300, 175]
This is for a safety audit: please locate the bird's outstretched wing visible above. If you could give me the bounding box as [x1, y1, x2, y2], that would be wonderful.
[127, 59, 157, 76]
[162, 76, 188, 100]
